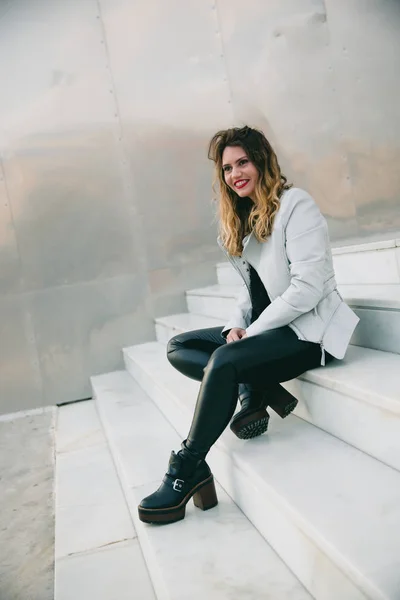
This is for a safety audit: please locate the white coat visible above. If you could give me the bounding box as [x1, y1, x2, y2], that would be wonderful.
[217, 187, 359, 365]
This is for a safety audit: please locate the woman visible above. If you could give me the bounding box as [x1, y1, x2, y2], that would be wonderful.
[138, 126, 359, 525]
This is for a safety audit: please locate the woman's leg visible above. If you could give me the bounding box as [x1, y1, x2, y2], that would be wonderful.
[138, 327, 229, 524]
[166, 326, 226, 382]
[138, 326, 327, 524]
[185, 326, 325, 456]
[166, 327, 270, 439]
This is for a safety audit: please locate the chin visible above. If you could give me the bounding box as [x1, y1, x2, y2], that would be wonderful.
[238, 189, 255, 199]
[233, 187, 250, 197]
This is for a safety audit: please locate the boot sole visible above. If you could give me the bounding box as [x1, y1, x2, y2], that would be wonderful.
[266, 385, 299, 419]
[230, 409, 270, 440]
[269, 398, 298, 419]
[138, 475, 218, 525]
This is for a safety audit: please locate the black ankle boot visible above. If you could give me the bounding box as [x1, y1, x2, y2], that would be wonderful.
[138, 442, 218, 524]
[267, 384, 298, 418]
[230, 384, 299, 440]
[230, 386, 270, 440]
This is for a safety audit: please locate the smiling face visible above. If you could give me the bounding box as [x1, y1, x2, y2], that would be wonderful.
[222, 145, 259, 202]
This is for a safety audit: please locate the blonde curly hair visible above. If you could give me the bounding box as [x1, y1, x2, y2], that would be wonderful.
[208, 126, 292, 256]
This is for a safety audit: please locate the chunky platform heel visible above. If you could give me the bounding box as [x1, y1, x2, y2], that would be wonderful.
[138, 449, 218, 525]
[268, 385, 298, 418]
[193, 477, 218, 511]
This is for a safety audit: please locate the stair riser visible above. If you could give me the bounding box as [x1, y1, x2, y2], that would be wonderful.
[333, 247, 400, 285]
[186, 290, 400, 355]
[124, 353, 372, 600]
[285, 379, 400, 472]
[350, 307, 400, 355]
[217, 245, 400, 287]
[155, 321, 223, 346]
[218, 264, 400, 310]
[216, 264, 241, 286]
[155, 323, 180, 346]
[186, 293, 237, 321]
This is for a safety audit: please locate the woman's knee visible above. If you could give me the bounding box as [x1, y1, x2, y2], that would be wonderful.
[166, 332, 188, 354]
[205, 344, 236, 373]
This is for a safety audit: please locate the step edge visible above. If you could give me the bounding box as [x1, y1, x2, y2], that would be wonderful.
[92, 382, 168, 600]
[155, 313, 223, 326]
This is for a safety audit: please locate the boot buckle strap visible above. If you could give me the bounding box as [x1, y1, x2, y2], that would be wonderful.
[172, 478, 184, 492]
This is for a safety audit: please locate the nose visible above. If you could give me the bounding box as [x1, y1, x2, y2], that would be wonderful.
[232, 165, 243, 179]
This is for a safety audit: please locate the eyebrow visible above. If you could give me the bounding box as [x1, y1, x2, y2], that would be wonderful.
[222, 155, 248, 168]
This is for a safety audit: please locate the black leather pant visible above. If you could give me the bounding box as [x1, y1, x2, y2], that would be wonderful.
[167, 325, 333, 457]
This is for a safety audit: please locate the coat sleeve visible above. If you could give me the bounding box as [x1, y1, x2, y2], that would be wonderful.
[245, 192, 327, 337]
[221, 282, 252, 337]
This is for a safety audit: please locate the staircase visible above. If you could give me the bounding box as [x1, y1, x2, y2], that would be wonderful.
[55, 238, 400, 600]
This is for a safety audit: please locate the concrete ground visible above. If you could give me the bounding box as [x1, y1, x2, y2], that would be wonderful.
[0, 408, 56, 600]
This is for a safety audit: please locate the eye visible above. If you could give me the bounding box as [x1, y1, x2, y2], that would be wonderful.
[239, 159, 248, 166]
[223, 165, 231, 173]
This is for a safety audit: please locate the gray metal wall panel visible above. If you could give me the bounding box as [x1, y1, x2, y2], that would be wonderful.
[324, 0, 400, 238]
[3, 133, 139, 291]
[0, 294, 43, 413]
[0, 1, 116, 137]
[149, 259, 223, 318]
[218, 0, 400, 241]
[29, 273, 153, 404]
[99, 0, 233, 129]
[126, 132, 222, 272]
[0, 0, 162, 412]
[99, 0, 232, 272]
[217, 0, 359, 241]
[0, 160, 21, 295]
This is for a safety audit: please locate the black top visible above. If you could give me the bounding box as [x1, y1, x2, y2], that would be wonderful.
[237, 199, 271, 319]
[248, 263, 271, 322]
[223, 201, 270, 335]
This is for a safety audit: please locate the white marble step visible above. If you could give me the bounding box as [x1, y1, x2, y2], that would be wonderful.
[55, 400, 155, 600]
[339, 286, 400, 355]
[190, 280, 400, 309]
[186, 281, 400, 355]
[339, 286, 400, 310]
[216, 238, 400, 288]
[216, 262, 242, 286]
[124, 340, 400, 600]
[91, 371, 312, 600]
[216, 264, 400, 311]
[332, 239, 400, 286]
[155, 313, 222, 345]
[186, 284, 239, 320]
[154, 310, 400, 473]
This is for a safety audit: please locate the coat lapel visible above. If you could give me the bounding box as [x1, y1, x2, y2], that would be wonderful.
[242, 231, 262, 269]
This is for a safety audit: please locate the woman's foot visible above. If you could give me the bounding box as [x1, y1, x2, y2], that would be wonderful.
[230, 389, 270, 440]
[230, 385, 298, 440]
[138, 444, 218, 524]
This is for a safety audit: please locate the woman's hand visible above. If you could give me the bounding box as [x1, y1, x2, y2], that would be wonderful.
[226, 328, 247, 343]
